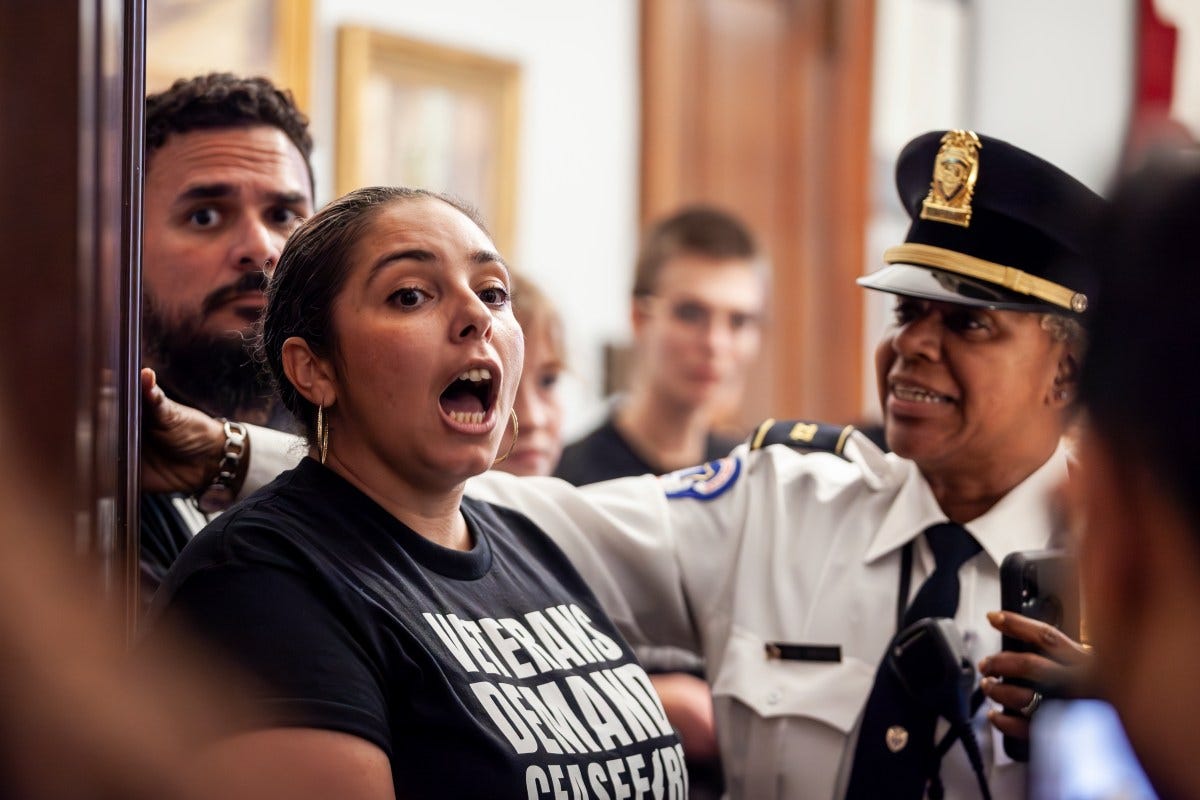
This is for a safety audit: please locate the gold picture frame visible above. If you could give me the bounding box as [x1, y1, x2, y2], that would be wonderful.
[146, 0, 313, 111]
[337, 27, 521, 256]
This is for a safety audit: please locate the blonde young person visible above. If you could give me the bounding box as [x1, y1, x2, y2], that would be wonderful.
[554, 206, 766, 485]
[492, 273, 567, 479]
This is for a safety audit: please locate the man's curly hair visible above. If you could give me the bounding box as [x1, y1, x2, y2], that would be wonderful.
[145, 73, 314, 194]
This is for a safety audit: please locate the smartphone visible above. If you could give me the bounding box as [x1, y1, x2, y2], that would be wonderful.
[998, 549, 1081, 761]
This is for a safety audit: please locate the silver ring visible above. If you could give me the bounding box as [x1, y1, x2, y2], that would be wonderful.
[1019, 690, 1044, 718]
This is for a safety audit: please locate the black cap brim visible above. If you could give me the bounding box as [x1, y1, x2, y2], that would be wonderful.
[857, 263, 1065, 313]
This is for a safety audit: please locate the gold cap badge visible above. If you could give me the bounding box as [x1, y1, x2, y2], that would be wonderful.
[920, 130, 982, 228]
[885, 725, 909, 753]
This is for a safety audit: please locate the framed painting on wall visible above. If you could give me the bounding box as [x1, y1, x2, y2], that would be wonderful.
[146, 0, 313, 111]
[337, 27, 521, 256]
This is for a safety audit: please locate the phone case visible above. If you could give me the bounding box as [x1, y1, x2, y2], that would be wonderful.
[998, 549, 1081, 761]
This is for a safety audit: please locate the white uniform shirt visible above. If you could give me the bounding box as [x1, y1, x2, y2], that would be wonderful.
[466, 432, 1068, 799]
[242, 423, 306, 502]
[172, 423, 309, 538]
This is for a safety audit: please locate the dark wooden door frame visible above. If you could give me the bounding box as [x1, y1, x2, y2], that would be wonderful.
[0, 0, 144, 637]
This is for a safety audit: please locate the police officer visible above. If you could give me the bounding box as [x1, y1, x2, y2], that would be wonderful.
[466, 130, 1103, 799]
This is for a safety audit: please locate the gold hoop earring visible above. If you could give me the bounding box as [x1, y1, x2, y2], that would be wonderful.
[491, 409, 519, 466]
[316, 404, 330, 465]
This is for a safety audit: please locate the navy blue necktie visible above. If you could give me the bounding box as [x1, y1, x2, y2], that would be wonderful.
[902, 523, 984, 626]
[844, 523, 982, 800]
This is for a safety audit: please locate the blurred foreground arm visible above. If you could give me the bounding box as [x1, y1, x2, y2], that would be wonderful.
[198, 728, 396, 800]
[0, 420, 349, 798]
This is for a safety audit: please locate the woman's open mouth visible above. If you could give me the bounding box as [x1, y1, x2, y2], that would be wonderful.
[439, 367, 499, 428]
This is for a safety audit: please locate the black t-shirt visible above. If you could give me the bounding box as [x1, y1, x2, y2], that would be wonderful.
[554, 416, 741, 487]
[148, 458, 685, 799]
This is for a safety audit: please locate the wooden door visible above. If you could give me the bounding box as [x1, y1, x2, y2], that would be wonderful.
[0, 0, 143, 633]
[641, 0, 874, 427]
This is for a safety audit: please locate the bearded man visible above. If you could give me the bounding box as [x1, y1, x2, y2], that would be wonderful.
[139, 73, 315, 602]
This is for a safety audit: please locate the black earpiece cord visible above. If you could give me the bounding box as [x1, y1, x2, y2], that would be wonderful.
[896, 541, 993, 800]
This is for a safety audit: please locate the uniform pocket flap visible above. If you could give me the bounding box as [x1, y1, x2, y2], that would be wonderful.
[711, 626, 875, 733]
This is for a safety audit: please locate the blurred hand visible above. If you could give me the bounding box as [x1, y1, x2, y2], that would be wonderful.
[978, 610, 1094, 741]
[649, 672, 718, 761]
[141, 367, 224, 494]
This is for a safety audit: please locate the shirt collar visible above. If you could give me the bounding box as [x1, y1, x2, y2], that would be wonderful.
[864, 442, 1069, 565]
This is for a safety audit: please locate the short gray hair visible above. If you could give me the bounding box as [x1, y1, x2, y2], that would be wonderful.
[1040, 313, 1086, 349]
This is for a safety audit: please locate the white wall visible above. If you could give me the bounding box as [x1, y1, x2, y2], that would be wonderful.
[301, 0, 1136, 431]
[863, 0, 1134, 417]
[307, 0, 640, 438]
[970, 0, 1135, 193]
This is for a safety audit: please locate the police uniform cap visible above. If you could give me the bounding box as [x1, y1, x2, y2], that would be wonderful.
[858, 130, 1105, 314]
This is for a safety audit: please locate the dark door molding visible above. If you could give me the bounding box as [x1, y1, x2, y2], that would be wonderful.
[0, 0, 144, 638]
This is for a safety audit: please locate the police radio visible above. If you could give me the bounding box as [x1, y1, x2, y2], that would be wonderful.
[889, 618, 992, 800]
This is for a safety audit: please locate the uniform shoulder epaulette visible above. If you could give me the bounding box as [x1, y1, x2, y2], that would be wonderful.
[748, 418, 857, 458]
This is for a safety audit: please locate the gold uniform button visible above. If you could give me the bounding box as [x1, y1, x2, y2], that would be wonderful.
[886, 725, 909, 753]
